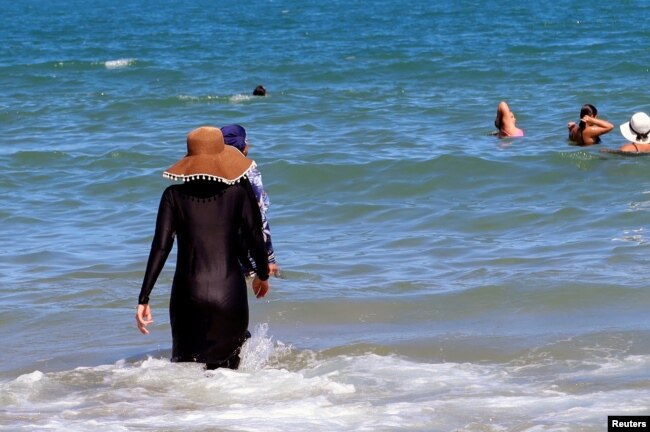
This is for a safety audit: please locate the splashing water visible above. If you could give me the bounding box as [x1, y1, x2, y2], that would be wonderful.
[239, 323, 293, 371]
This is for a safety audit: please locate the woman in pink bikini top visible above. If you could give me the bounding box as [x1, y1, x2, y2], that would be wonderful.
[494, 101, 524, 138]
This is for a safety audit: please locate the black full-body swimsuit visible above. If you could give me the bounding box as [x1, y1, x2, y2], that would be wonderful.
[138, 179, 269, 367]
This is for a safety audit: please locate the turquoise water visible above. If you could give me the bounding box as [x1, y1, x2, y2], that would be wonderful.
[2, 0, 650, 430]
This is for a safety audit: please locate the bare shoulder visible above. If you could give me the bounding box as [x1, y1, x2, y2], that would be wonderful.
[613, 143, 650, 154]
[602, 147, 650, 157]
[619, 143, 638, 152]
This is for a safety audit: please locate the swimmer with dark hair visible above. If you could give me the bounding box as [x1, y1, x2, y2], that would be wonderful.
[253, 85, 266, 96]
[567, 104, 613, 146]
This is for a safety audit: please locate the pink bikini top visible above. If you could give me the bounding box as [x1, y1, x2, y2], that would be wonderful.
[499, 128, 524, 138]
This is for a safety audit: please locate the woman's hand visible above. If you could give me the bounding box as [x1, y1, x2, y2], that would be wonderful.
[581, 115, 594, 124]
[252, 277, 269, 299]
[136, 304, 153, 335]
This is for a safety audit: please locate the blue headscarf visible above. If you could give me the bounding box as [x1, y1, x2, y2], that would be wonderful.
[221, 124, 247, 153]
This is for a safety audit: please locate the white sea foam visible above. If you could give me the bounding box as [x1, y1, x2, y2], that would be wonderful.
[229, 94, 253, 103]
[14, 370, 44, 383]
[2, 348, 648, 431]
[178, 94, 224, 102]
[104, 58, 136, 69]
[613, 227, 647, 244]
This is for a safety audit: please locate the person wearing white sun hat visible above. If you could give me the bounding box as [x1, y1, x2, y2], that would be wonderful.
[618, 112, 650, 153]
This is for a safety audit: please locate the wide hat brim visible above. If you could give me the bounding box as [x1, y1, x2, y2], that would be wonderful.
[163, 127, 255, 183]
[620, 112, 650, 144]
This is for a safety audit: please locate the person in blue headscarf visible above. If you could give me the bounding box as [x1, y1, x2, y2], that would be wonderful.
[221, 124, 278, 277]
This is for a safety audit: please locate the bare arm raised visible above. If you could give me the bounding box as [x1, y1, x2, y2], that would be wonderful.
[495, 101, 524, 138]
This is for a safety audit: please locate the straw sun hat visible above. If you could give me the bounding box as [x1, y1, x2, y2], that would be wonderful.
[163, 126, 255, 183]
[620, 112, 650, 144]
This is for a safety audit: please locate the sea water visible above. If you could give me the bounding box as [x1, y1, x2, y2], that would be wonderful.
[1, 0, 650, 430]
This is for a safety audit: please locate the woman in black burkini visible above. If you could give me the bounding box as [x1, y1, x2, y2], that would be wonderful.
[135, 126, 270, 370]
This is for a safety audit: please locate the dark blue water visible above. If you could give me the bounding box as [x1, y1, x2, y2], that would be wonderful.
[1, 0, 649, 430]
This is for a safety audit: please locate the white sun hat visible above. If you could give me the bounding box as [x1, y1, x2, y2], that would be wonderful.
[620, 112, 650, 144]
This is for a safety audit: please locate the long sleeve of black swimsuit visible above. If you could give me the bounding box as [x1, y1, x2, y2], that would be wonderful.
[138, 179, 269, 305]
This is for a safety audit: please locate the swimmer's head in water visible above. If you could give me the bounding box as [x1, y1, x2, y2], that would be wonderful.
[253, 85, 266, 96]
[579, 104, 598, 129]
[580, 104, 597, 119]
